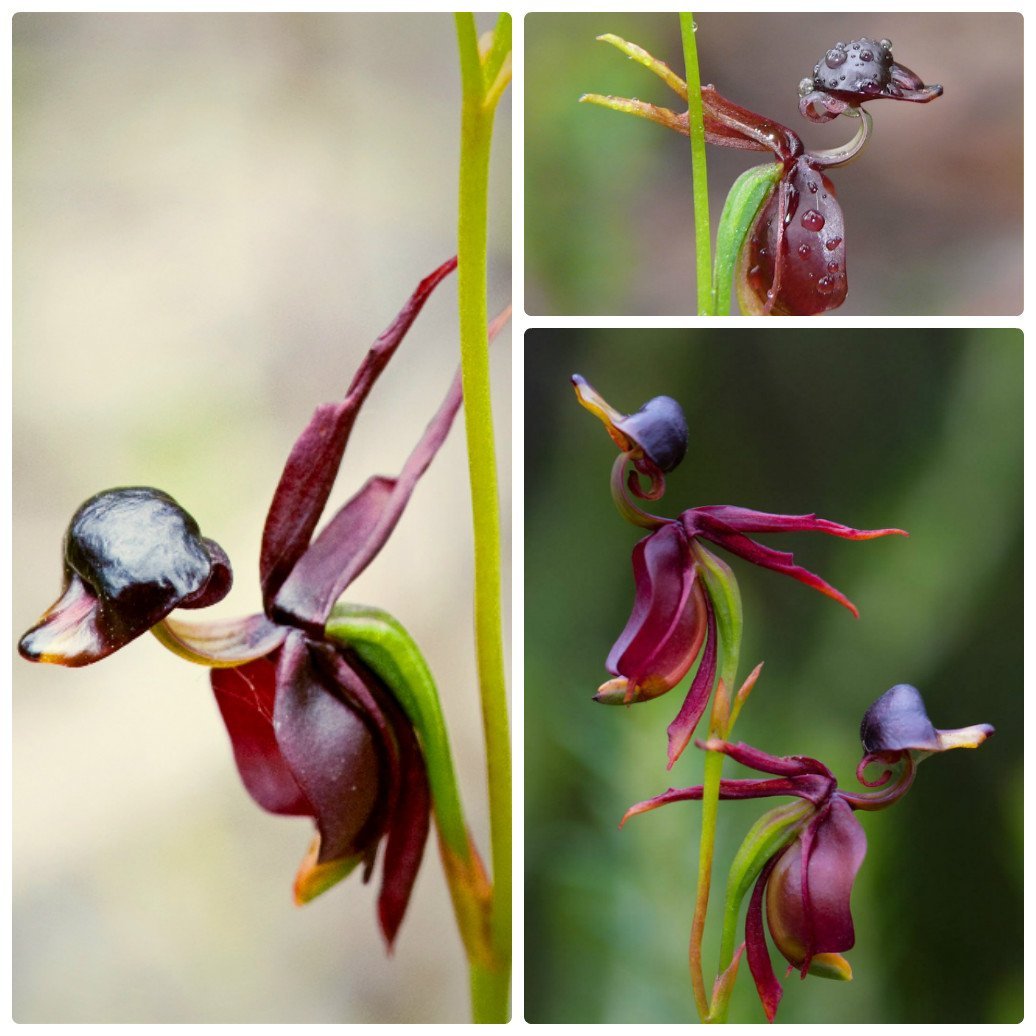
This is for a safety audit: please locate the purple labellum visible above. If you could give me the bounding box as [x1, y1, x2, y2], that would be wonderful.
[19, 487, 231, 666]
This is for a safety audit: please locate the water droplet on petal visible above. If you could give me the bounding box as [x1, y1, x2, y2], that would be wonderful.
[798, 243, 812, 259]
[827, 260, 840, 273]
[817, 275, 836, 293]
[801, 209, 825, 231]
[825, 47, 847, 68]
[861, 48, 874, 62]
[807, 180, 819, 193]
[880, 38, 892, 50]
[825, 237, 842, 251]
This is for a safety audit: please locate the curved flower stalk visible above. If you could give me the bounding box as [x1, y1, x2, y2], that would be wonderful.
[19, 262, 511, 1006]
[582, 31, 941, 315]
[622, 684, 993, 1022]
[573, 374, 905, 766]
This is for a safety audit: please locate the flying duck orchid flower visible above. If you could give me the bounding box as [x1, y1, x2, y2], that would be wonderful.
[621, 684, 993, 1022]
[19, 258, 502, 950]
[574, 375, 905, 765]
[582, 33, 942, 315]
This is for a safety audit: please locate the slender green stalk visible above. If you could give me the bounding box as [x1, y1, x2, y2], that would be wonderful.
[454, 12, 512, 1022]
[690, 545, 744, 1022]
[679, 13, 713, 314]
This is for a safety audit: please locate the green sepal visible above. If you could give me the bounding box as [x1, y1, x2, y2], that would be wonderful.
[324, 602, 467, 860]
[324, 602, 495, 969]
[711, 162, 782, 315]
[692, 542, 744, 701]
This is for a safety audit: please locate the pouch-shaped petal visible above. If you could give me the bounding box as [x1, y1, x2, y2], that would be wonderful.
[601, 522, 707, 704]
[765, 797, 866, 974]
[211, 653, 311, 816]
[19, 487, 231, 666]
[737, 156, 847, 316]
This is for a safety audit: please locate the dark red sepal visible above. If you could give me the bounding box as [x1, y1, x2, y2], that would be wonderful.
[272, 368, 463, 634]
[259, 257, 456, 607]
[746, 853, 785, 1023]
[211, 654, 312, 816]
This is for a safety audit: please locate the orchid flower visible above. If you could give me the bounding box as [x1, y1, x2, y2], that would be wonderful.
[573, 374, 905, 765]
[622, 684, 993, 1021]
[582, 33, 942, 315]
[19, 258, 499, 949]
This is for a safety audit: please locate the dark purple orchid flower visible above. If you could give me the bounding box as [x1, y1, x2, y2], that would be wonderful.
[19, 258, 468, 947]
[621, 686, 993, 1022]
[585, 37, 940, 315]
[573, 375, 906, 765]
[799, 37, 943, 124]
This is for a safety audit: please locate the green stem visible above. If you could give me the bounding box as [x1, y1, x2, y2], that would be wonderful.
[679, 12, 713, 314]
[689, 545, 743, 1022]
[455, 12, 512, 1022]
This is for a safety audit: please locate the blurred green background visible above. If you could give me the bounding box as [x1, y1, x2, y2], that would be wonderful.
[524, 329, 1021, 1023]
[14, 13, 509, 1023]
[525, 12, 1023, 315]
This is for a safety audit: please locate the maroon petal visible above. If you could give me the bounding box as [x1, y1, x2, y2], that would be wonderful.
[698, 738, 835, 781]
[701, 85, 803, 162]
[272, 365, 463, 634]
[691, 506, 906, 542]
[309, 640, 430, 946]
[211, 653, 311, 816]
[766, 798, 866, 973]
[736, 156, 847, 316]
[684, 510, 862, 617]
[600, 522, 707, 703]
[273, 631, 385, 863]
[620, 774, 834, 826]
[259, 257, 456, 607]
[665, 592, 717, 768]
[375, 693, 431, 948]
[746, 854, 785, 1023]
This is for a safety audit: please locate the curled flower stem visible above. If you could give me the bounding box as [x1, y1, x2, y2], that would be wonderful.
[610, 452, 668, 529]
[842, 751, 917, 810]
[455, 12, 512, 1022]
[807, 107, 873, 169]
[679, 12, 714, 315]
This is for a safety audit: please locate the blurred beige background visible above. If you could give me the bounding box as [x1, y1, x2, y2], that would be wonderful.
[13, 13, 510, 1023]
[526, 12, 1022, 315]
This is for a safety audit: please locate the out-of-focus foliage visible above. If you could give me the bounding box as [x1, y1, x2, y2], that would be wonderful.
[525, 13, 1022, 316]
[524, 329, 1021, 1023]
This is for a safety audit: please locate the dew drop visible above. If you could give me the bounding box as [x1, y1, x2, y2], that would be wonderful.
[801, 209, 825, 231]
[807, 180, 819, 194]
[798, 243, 812, 259]
[827, 260, 840, 273]
[817, 275, 835, 294]
[861, 48, 874, 62]
[825, 236, 842, 251]
[880, 38, 892, 50]
[825, 47, 847, 68]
